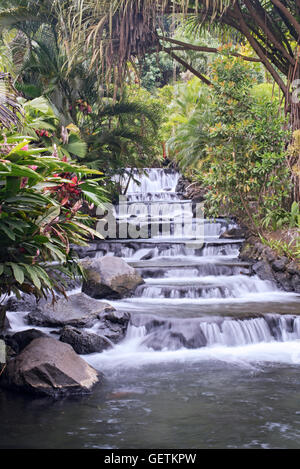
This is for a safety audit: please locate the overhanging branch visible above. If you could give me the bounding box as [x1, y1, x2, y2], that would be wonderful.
[158, 35, 261, 62]
[161, 46, 213, 86]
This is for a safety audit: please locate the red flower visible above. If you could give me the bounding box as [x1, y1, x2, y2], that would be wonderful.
[70, 176, 78, 186]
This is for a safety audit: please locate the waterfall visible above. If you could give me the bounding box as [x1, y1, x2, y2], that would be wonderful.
[122, 314, 300, 351]
[9, 168, 299, 356]
[93, 167, 300, 355]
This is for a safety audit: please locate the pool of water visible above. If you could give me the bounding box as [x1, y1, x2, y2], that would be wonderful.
[1, 354, 300, 449]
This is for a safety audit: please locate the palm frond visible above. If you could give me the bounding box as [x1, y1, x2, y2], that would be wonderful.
[0, 72, 23, 129]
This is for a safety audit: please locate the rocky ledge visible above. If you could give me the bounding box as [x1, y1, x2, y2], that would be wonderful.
[239, 238, 300, 293]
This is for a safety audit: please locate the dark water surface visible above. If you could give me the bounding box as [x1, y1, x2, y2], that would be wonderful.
[1, 359, 300, 449]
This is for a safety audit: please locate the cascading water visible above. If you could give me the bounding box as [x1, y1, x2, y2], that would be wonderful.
[90, 168, 300, 348]
[3, 167, 300, 450]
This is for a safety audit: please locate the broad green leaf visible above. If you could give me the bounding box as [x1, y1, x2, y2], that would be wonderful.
[9, 263, 24, 284]
[24, 97, 50, 113]
[23, 265, 41, 290]
[28, 265, 52, 288]
[64, 139, 87, 158]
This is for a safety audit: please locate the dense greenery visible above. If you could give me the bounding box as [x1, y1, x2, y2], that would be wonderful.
[0, 0, 299, 313]
[167, 54, 293, 232]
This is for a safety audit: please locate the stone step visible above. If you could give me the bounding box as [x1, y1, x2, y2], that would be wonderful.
[128, 258, 251, 268]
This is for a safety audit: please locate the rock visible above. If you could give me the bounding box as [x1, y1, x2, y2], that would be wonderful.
[142, 319, 207, 351]
[239, 236, 300, 293]
[254, 242, 264, 257]
[273, 271, 294, 292]
[272, 257, 289, 272]
[142, 328, 207, 351]
[286, 262, 300, 275]
[239, 243, 254, 262]
[6, 329, 47, 354]
[71, 244, 98, 259]
[0, 337, 99, 397]
[140, 249, 156, 260]
[252, 260, 276, 283]
[291, 274, 300, 293]
[220, 227, 247, 239]
[175, 176, 190, 195]
[81, 256, 144, 299]
[1, 315, 11, 333]
[263, 247, 277, 263]
[27, 292, 115, 328]
[59, 326, 112, 354]
[97, 310, 131, 343]
[5, 294, 44, 313]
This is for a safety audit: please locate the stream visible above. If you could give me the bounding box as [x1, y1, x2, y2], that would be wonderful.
[1, 168, 300, 449]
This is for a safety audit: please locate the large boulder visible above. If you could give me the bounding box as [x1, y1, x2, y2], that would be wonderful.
[27, 292, 115, 328]
[0, 337, 99, 397]
[59, 326, 112, 354]
[81, 255, 144, 299]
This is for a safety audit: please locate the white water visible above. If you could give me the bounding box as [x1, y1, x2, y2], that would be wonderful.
[89, 168, 300, 370]
[7, 168, 300, 369]
[122, 168, 180, 195]
[84, 340, 300, 372]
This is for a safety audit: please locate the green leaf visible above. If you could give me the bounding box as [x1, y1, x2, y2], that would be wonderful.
[29, 265, 52, 288]
[7, 140, 30, 155]
[44, 242, 67, 262]
[24, 97, 50, 113]
[63, 135, 87, 158]
[36, 205, 60, 227]
[9, 263, 24, 284]
[0, 223, 16, 240]
[23, 265, 41, 290]
[81, 189, 105, 207]
[10, 164, 44, 181]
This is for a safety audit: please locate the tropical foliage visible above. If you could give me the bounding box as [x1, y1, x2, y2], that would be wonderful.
[167, 55, 291, 232]
[0, 130, 107, 305]
[0, 82, 108, 327]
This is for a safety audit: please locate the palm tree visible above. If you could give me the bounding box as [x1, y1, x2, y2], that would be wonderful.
[53, 1, 300, 121]
[81, 95, 163, 174]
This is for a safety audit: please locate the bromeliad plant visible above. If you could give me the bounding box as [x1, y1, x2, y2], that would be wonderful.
[0, 134, 108, 319]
